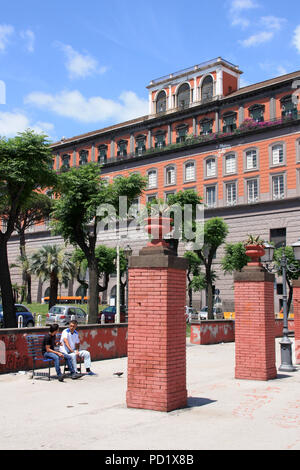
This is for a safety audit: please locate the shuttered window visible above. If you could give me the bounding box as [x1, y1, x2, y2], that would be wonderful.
[206, 158, 216, 177]
[272, 145, 284, 165]
[148, 170, 157, 188]
[225, 154, 236, 174]
[185, 162, 195, 181]
[246, 149, 257, 170]
[166, 166, 175, 185]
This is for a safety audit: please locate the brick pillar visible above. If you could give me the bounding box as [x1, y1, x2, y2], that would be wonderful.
[126, 245, 188, 412]
[234, 266, 277, 381]
[293, 279, 300, 364]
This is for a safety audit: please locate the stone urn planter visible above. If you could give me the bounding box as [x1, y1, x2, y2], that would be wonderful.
[245, 244, 265, 266]
[144, 216, 173, 247]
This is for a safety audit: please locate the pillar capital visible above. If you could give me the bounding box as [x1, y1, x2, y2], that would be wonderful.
[234, 265, 274, 283]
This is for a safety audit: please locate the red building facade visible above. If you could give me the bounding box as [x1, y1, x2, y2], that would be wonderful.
[7, 57, 300, 311]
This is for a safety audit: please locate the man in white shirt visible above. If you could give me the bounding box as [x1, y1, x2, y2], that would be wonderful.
[60, 320, 96, 376]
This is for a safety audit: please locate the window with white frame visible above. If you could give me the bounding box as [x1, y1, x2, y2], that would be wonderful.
[206, 186, 216, 208]
[165, 166, 176, 185]
[272, 144, 284, 165]
[225, 154, 236, 174]
[185, 161, 195, 181]
[272, 174, 285, 199]
[226, 182, 237, 206]
[246, 149, 257, 170]
[206, 157, 216, 177]
[147, 169, 157, 189]
[247, 179, 258, 203]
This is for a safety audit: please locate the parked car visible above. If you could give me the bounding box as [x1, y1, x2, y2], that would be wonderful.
[46, 305, 87, 327]
[189, 306, 224, 321]
[0, 304, 35, 328]
[185, 306, 198, 323]
[97, 306, 126, 324]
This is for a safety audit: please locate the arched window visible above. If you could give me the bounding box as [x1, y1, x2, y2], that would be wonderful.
[156, 90, 167, 113]
[225, 153, 236, 174]
[177, 83, 190, 109]
[165, 165, 176, 185]
[206, 157, 216, 177]
[201, 76, 214, 102]
[184, 161, 195, 182]
[147, 169, 157, 189]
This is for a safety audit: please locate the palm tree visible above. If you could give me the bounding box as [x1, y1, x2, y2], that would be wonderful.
[30, 245, 75, 308]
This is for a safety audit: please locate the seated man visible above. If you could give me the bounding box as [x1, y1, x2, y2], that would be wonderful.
[59, 320, 96, 376]
[42, 324, 80, 381]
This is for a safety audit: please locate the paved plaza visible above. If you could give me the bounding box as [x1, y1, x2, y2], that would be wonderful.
[1, 338, 300, 451]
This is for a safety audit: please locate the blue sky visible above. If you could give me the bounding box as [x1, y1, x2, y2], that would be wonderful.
[0, 0, 299, 142]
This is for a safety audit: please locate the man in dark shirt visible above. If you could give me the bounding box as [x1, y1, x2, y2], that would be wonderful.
[43, 324, 77, 381]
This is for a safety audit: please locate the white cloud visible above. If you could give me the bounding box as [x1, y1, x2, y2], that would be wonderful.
[231, 0, 258, 10]
[239, 31, 274, 47]
[55, 42, 107, 79]
[0, 24, 14, 52]
[20, 29, 35, 53]
[0, 110, 54, 138]
[260, 16, 286, 31]
[229, 0, 259, 28]
[292, 25, 300, 54]
[24, 89, 149, 124]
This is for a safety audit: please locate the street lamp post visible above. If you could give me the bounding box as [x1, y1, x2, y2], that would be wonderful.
[261, 240, 300, 372]
[124, 244, 132, 322]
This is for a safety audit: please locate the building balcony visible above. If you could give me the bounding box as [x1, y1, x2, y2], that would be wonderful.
[102, 113, 300, 168]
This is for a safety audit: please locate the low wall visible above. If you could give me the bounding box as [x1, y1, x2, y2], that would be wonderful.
[0, 324, 128, 375]
[190, 320, 235, 345]
[190, 319, 294, 345]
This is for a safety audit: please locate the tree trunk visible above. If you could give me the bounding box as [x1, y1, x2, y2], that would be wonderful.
[19, 229, 32, 304]
[26, 273, 32, 304]
[207, 283, 214, 320]
[88, 255, 99, 323]
[0, 239, 17, 328]
[49, 272, 58, 309]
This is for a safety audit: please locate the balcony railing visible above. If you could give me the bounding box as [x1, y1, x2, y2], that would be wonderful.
[102, 113, 300, 167]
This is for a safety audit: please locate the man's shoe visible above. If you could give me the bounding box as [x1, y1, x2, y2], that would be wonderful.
[71, 373, 82, 380]
[87, 371, 97, 376]
[58, 375, 64, 382]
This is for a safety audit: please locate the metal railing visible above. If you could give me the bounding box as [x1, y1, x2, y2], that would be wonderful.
[102, 112, 300, 167]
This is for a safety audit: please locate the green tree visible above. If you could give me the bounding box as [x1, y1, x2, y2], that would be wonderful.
[273, 246, 300, 314]
[30, 245, 75, 309]
[4, 192, 53, 304]
[0, 130, 56, 327]
[166, 190, 228, 319]
[51, 164, 146, 322]
[221, 242, 250, 274]
[72, 245, 127, 299]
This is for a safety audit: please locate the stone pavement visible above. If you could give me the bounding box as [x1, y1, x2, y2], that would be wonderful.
[1, 338, 300, 451]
